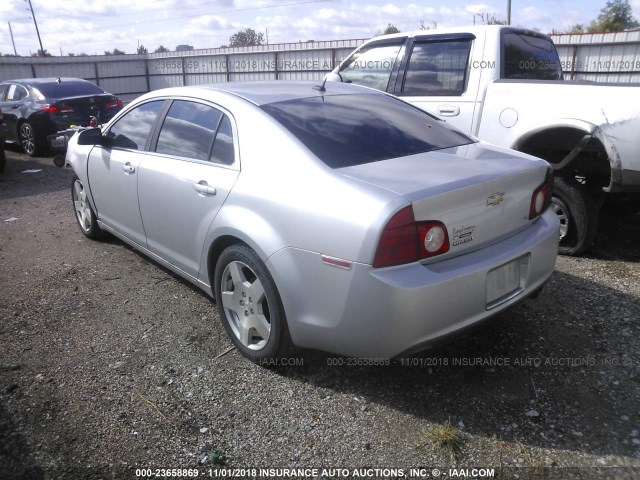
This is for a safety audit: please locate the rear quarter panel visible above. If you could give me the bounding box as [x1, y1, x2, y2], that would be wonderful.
[478, 80, 640, 181]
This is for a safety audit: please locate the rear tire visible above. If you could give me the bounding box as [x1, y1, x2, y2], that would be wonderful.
[19, 122, 42, 157]
[0, 147, 5, 173]
[214, 244, 292, 363]
[552, 176, 600, 256]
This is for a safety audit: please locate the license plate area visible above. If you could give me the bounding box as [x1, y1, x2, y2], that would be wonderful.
[486, 254, 530, 310]
[50, 136, 67, 149]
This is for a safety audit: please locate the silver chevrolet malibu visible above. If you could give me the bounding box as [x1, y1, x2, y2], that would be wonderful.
[67, 81, 559, 362]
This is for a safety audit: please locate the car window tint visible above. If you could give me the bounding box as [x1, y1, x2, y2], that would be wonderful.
[502, 32, 562, 80]
[0, 84, 8, 101]
[402, 40, 471, 96]
[156, 100, 222, 161]
[339, 43, 402, 91]
[210, 115, 235, 165]
[35, 81, 105, 98]
[261, 93, 474, 168]
[108, 100, 164, 150]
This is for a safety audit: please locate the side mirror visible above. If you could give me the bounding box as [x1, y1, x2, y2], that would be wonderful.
[77, 127, 103, 146]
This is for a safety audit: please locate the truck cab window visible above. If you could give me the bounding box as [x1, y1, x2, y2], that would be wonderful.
[402, 40, 472, 96]
[339, 42, 403, 91]
[502, 32, 562, 80]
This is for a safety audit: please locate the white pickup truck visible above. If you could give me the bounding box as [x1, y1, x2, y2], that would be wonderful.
[326, 25, 640, 255]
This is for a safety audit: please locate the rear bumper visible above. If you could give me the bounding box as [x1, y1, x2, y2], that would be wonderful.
[268, 209, 559, 358]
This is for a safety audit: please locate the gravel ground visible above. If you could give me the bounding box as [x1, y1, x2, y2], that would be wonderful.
[1, 146, 639, 480]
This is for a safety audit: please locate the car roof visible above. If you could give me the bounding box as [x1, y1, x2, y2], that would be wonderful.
[148, 81, 380, 106]
[1, 77, 93, 86]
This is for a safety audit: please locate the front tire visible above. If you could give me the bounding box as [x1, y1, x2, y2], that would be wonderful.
[552, 176, 600, 256]
[19, 122, 42, 157]
[71, 175, 103, 239]
[214, 244, 291, 362]
[0, 147, 5, 173]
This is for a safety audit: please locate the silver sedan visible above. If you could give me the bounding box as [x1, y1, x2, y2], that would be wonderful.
[67, 81, 559, 362]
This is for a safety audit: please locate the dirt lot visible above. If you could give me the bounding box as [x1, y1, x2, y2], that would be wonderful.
[1, 146, 639, 480]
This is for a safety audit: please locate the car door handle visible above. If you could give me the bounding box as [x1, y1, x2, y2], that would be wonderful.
[437, 105, 460, 117]
[122, 162, 135, 174]
[193, 181, 217, 196]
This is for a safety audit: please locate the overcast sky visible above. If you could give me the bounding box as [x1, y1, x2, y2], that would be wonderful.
[1, 0, 639, 56]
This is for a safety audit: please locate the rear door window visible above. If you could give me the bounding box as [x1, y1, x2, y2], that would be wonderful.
[156, 100, 222, 161]
[401, 40, 472, 96]
[502, 31, 562, 80]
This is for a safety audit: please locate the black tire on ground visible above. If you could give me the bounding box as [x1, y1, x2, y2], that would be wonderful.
[0, 147, 5, 173]
[19, 122, 43, 157]
[71, 175, 103, 239]
[552, 176, 600, 256]
[214, 244, 292, 363]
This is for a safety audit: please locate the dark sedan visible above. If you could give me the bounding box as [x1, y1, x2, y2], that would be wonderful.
[0, 106, 6, 172]
[0, 77, 123, 156]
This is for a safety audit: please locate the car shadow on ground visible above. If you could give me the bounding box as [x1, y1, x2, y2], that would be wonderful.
[272, 270, 639, 463]
[0, 146, 70, 202]
[589, 211, 640, 262]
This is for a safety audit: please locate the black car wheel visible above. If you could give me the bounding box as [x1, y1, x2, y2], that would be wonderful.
[19, 122, 41, 157]
[214, 244, 292, 363]
[0, 147, 5, 173]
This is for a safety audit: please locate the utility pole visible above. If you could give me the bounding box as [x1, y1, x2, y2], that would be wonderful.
[8, 22, 18, 55]
[507, 0, 512, 25]
[25, 0, 44, 55]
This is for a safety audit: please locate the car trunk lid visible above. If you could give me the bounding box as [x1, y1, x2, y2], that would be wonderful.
[47, 94, 122, 126]
[340, 143, 550, 256]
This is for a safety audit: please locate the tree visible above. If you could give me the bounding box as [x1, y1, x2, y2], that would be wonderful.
[383, 23, 400, 34]
[588, 0, 639, 32]
[476, 13, 507, 25]
[137, 45, 148, 54]
[419, 20, 438, 30]
[104, 48, 125, 55]
[154, 45, 169, 53]
[229, 28, 264, 47]
[568, 24, 585, 33]
[31, 49, 52, 57]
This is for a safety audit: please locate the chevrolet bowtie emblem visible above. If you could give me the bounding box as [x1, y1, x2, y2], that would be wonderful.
[487, 192, 505, 206]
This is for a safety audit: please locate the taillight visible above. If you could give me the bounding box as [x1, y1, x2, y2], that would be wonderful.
[106, 99, 123, 110]
[529, 168, 553, 220]
[373, 206, 450, 268]
[373, 206, 418, 268]
[40, 104, 74, 113]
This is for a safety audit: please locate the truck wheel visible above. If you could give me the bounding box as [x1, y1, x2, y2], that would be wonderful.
[552, 177, 599, 256]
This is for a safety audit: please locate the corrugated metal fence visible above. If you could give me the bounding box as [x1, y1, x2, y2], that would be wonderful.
[1, 31, 639, 101]
[0, 39, 365, 102]
[550, 29, 640, 83]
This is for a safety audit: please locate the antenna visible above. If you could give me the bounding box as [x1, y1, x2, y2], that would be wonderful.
[313, 75, 328, 92]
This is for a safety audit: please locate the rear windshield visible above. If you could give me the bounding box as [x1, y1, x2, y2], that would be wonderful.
[261, 93, 474, 168]
[35, 81, 105, 98]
